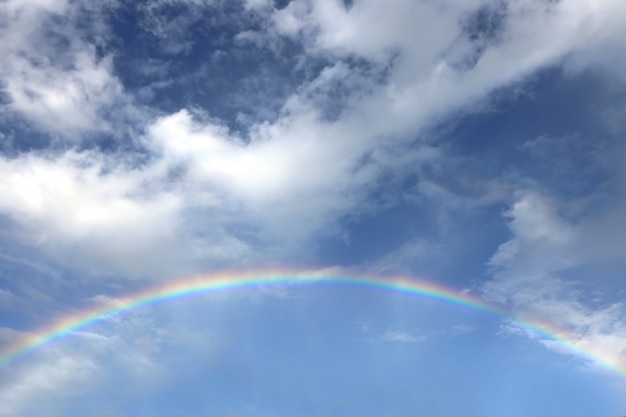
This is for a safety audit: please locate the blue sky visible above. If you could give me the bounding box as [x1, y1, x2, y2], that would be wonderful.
[1, 0, 626, 415]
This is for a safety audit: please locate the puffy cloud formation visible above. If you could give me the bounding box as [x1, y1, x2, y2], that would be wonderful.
[484, 190, 626, 368]
[0, 0, 624, 278]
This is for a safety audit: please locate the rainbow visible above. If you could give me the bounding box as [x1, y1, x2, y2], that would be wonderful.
[1, 269, 625, 380]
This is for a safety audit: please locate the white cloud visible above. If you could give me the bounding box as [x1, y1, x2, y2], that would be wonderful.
[243, 0, 272, 11]
[486, 191, 576, 283]
[273, 0, 463, 63]
[0, 253, 60, 279]
[0, 151, 185, 277]
[483, 190, 626, 372]
[0, 354, 98, 417]
[381, 329, 426, 344]
[485, 189, 626, 303]
[0, 310, 178, 417]
[0, 0, 626, 278]
[4, 54, 124, 136]
[0, 0, 139, 139]
[0, 328, 27, 347]
[444, 324, 475, 338]
[416, 177, 510, 212]
[368, 239, 443, 275]
[270, 0, 626, 132]
[145, 108, 387, 243]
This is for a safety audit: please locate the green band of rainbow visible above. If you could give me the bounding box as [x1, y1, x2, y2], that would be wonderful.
[1, 269, 624, 380]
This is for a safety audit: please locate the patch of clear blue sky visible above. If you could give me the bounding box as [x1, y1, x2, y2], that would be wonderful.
[315, 66, 624, 283]
[33, 287, 625, 417]
[105, 1, 315, 129]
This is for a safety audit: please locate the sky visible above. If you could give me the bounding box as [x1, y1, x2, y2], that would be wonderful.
[1, 0, 626, 415]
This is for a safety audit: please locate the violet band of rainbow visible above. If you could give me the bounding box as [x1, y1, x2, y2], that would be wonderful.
[0, 269, 624, 380]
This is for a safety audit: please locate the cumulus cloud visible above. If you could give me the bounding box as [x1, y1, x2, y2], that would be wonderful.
[0, 0, 625, 279]
[4, 53, 124, 137]
[0, 354, 98, 417]
[483, 190, 626, 369]
[146, 108, 387, 240]
[485, 189, 626, 301]
[0, 151, 185, 277]
[0, 0, 135, 139]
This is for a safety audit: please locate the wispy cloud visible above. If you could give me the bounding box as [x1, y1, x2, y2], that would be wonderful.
[379, 323, 474, 344]
[482, 190, 626, 370]
[0, 354, 99, 417]
[380, 329, 427, 344]
[0, 289, 18, 307]
[0, 0, 624, 279]
[0, 309, 184, 417]
[0, 0, 625, 376]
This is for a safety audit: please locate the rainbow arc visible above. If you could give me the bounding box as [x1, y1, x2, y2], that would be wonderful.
[1, 269, 624, 381]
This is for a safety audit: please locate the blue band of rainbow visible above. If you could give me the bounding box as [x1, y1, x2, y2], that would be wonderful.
[1, 269, 624, 380]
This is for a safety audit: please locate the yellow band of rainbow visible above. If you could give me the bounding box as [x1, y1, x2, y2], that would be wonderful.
[1, 269, 624, 381]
